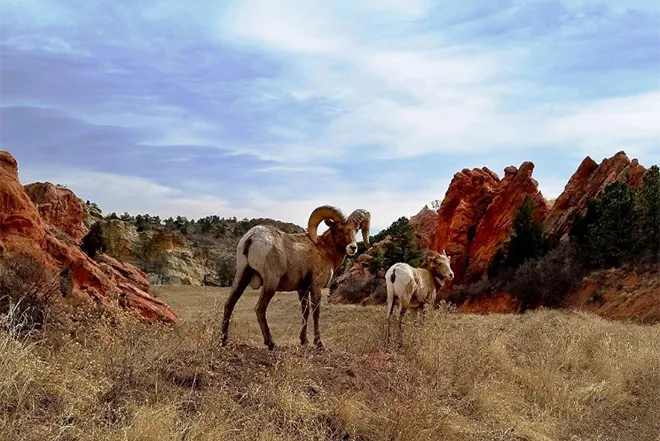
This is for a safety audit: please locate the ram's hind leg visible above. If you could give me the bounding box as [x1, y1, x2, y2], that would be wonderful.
[310, 286, 324, 349]
[221, 265, 253, 346]
[255, 282, 278, 350]
[298, 288, 310, 346]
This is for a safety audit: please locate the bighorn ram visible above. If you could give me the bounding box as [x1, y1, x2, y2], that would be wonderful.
[385, 250, 454, 345]
[220, 205, 371, 350]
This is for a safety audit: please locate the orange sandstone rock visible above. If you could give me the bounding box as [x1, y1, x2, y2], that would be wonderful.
[0, 150, 177, 323]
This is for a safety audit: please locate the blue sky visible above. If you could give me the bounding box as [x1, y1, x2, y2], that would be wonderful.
[1, 0, 659, 231]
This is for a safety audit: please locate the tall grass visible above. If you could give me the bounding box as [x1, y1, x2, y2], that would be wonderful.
[1, 302, 658, 441]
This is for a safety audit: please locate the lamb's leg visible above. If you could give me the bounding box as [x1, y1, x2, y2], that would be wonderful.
[386, 281, 396, 346]
[310, 286, 324, 349]
[398, 305, 407, 348]
[298, 288, 310, 346]
[255, 284, 278, 350]
[220, 266, 253, 346]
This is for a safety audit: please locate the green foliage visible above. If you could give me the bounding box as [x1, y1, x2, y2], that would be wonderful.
[488, 196, 547, 279]
[365, 248, 386, 275]
[85, 200, 102, 214]
[216, 256, 235, 287]
[488, 248, 506, 280]
[507, 242, 582, 312]
[506, 196, 547, 269]
[382, 217, 423, 266]
[636, 165, 660, 261]
[571, 181, 637, 267]
[363, 217, 423, 275]
[81, 221, 107, 259]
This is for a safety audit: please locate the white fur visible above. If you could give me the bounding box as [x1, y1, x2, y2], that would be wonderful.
[385, 253, 453, 346]
[236, 225, 277, 290]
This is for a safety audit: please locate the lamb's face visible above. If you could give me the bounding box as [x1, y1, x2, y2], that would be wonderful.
[427, 250, 454, 282]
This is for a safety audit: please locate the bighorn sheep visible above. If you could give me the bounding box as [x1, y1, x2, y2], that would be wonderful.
[220, 205, 371, 350]
[385, 250, 454, 345]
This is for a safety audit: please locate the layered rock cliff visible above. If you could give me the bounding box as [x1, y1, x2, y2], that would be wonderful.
[103, 220, 211, 285]
[0, 150, 177, 323]
[433, 162, 548, 285]
[543, 151, 646, 244]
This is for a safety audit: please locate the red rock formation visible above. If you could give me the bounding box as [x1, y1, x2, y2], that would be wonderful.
[0, 150, 177, 323]
[433, 167, 500, 284]
[466, 162, 549, 283]
[433, 162, 548, 285]
[24, 182, 88, 243]
[409, 207, 437, 250]
[544, 151, 646, 243]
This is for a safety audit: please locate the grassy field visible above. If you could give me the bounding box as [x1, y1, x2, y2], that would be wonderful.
[2, 285, 659, 441]
[153, 286, 375, 347]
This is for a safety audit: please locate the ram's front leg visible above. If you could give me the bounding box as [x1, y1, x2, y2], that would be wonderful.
[310, 285, 324, 349]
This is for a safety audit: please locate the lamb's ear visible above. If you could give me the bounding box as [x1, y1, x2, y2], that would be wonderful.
[324, 219, 336, 227]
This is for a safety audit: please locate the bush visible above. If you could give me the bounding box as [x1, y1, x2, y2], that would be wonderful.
[81, 221, 107, 258]
[506, 242, 583, 312]
[216, 256, 235, 287]
[0, 254, 60, 333]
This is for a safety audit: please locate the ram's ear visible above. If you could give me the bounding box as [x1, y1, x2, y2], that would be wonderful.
[324, 219, 336, 227]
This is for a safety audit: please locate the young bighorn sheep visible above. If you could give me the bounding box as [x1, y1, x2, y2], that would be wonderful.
[220, 205, 371, 350]
[385, 250, 454, 346]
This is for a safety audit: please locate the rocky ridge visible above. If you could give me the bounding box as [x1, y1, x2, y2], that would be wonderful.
[331, 151, 653, 311]
[0, 151, 177, 323]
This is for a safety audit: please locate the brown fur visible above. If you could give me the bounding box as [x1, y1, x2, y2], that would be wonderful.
[221, 206, 370, 350]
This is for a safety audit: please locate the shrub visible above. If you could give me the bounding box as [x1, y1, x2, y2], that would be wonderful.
[81, 221, 107, 258]
[215, 256, 235, 287]
[506, 242, 583, 312]
[0, 254, 59, 333]
[365, 249, 386, 275]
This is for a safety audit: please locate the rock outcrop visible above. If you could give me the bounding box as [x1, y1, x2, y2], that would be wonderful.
[434, 162, 548, 285]
[103, 220, 211, 285]
[409, 208, 437, 250]
[24, 182, 88, 243]
[433, 167, 500, 284]
[0, 150, 177, 323]
[543, 151, 647, 244]
[328, 236, 392, 305]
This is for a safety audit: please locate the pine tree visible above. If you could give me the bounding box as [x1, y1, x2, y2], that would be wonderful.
[636, 165, 660, 261]
[504, 196, 547, 270]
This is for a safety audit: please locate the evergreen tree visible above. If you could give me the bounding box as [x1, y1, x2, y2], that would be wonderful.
[636, 165, 660, 261]
[380, 217, 423, 269]
[571, 181, 636, 267]
[504, 196, 547, 270]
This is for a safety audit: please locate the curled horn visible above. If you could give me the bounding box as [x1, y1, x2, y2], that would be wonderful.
[347, 209, 371, 248]
[307, 205, 346, 244]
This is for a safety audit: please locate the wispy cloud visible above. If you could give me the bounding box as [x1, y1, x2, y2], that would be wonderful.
[1, 0, 658, 230]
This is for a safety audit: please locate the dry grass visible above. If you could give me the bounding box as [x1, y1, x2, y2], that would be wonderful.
[1, 286, 659, 441]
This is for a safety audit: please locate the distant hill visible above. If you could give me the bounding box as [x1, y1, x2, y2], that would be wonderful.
[97, 211, 305, 286]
